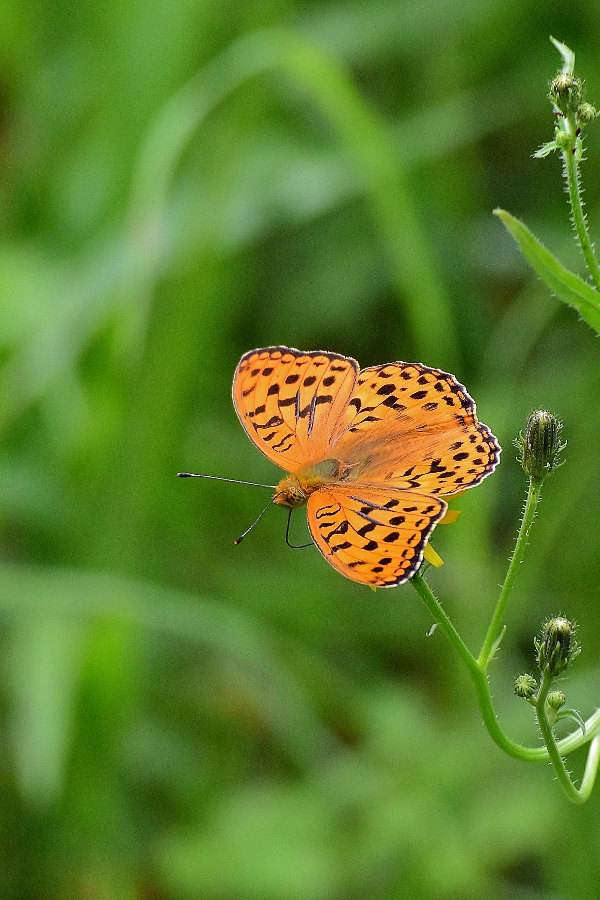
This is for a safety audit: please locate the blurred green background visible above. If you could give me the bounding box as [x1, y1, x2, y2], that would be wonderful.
[2, 0, 600, 896]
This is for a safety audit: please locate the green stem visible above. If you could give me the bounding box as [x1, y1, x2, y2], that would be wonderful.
[579, 737, 600, 799]
[562, 114, 600, 289]
[478, 476, 542, 668]
[411, 572, 600, 766]
[535, 668, 600, 802]
[411, 573, 478, 675]
[411, 573, 542, 760]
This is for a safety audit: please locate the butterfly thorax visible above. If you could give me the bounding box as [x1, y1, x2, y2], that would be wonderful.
[274, 458, 353, 508]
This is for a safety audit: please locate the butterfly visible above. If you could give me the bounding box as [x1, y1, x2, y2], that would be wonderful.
[188, 346, 501, 588]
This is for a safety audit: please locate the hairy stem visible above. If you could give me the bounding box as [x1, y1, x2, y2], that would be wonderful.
[411, 572, 600, 768]
[562, 113, 600, 288]
[478, 476, 542, 668]
[411, 573, 540, 760]
[535, 668, 600, 802]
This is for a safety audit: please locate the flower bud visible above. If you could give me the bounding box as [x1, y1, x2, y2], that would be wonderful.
[550, 73, 583, 114]
[515, 410, 565, 480]
[546, 690, 566, 711]
[577, 102, 598, 125]
[514, 673, 537, 699]
[535, 617, 579, 677]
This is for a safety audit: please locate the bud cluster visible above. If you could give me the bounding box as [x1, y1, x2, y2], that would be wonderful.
[549, 72, 598, 124]
[514, 617, 580, 708]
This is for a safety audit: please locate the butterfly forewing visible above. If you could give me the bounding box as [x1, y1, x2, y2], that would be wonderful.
[307, 486, 447, 587]
[232, 346, 359, 470]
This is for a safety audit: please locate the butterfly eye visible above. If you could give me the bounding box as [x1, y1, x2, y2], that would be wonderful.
[291, 485, 308, 504]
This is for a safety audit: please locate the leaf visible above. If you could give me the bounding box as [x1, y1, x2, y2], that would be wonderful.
[532, 140, 560, 159]
[494, 209, 600, 334]
[556, 707, 586, 735]
[8, 616, 86, 805]
[488, 625, 507, 662]
[550, 36, 575, 75]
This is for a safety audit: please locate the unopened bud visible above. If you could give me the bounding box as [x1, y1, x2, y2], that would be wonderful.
[546, 690, 566, 711]
[515, 410, 565, 481]
[577, 102, 598, 125]
[535, 617, 580, 678]
[514, 673, 538, 699]
[550, 73, 583, 114]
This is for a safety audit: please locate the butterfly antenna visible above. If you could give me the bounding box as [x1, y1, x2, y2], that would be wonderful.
[177, 473, 276, 489]
[234, 495, 279, 545]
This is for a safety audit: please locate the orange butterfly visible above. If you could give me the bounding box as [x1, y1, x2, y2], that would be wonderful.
[188, 346, 501, 588]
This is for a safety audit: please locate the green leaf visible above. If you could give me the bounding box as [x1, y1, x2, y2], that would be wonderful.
[493, 209, 600, 334]
[533, 140, 560, 158]
[9, 616, 86, 805]
[550, 36, 575, 75]
[556, 707, 586, 735]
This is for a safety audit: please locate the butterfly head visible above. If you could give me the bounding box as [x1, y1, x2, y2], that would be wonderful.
[274, 475, 310, 509]
[274, 458, 345, 509]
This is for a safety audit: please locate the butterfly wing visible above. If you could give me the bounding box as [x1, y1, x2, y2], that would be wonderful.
[232, 346, 359, 471]
[307, 485, 446, 587]
[331, 362, 500, 495]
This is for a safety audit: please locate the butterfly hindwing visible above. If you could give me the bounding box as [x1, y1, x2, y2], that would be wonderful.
[307, 485, 447, 587]
[331, 362, 500, 496]
[232, 346, 359, 470]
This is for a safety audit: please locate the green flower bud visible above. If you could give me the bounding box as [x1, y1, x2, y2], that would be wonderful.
[577, 102, 598, 125]
[514, 673, 538, 699]
[555, 129, 573, 151]
[535, 617, 580, 677]
[546, 690, 566, 711]
[515, 410, 566, 481]
[550, 73, 583, 114]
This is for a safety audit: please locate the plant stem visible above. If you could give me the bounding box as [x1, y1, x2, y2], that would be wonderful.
[535, 668, 600, 802]
[478, 476, 542, 668]
[562, 113, 600, 289]
[411, 572, 477, 675]
[411, 573, 541, 760]
[411, 572, 600, 767]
